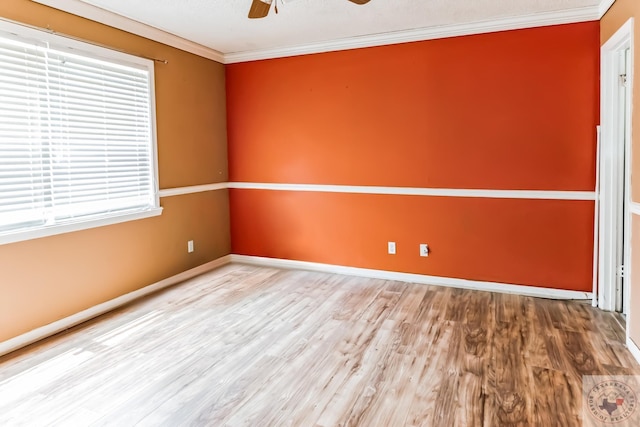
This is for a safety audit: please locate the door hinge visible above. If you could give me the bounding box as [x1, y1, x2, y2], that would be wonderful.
[618, 265, 625, 278]
[620, 74, 628, 87]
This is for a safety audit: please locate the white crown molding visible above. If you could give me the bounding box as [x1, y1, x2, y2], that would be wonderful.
[224, 6, 601, 63]
[0, 255, 232, 358]
[599, 0, 616, 18]
[159, 182, 228, 198]
[227, 182, 596, 201]
[231, 255, 593, 300]
[30, 0, 225, 63]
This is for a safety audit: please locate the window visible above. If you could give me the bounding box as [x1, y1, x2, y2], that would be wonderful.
[0, 21, 161, 245]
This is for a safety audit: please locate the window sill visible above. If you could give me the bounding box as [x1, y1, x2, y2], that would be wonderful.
[0, 207, 164, 246]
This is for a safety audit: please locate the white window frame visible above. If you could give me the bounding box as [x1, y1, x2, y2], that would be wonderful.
[0, 19, 162, 245]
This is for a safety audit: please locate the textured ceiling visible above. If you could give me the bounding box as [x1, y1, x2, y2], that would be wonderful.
[76, 0, 602, 55]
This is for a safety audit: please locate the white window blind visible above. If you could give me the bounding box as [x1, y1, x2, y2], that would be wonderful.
[0, 22, 160, 244]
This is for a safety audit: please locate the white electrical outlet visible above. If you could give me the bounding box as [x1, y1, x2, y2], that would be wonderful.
[388, 242, 396, 255]
[420, 244, 429, 257]
[187, 240, 194, 253]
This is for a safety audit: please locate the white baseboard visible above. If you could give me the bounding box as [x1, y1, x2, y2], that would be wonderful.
[628, 337, 640, 366]
[0, 255, 232, 358]
[230, 255, 593, 301]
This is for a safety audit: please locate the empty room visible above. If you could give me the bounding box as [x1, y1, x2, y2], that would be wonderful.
[1, 0, 640, 425]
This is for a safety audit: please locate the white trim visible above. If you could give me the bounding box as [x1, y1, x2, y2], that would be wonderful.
[628, 337, 640, 365]
[599, 0, 616, 18]
[149, 57, 161, 211]
[631, 205, 640, 346]
[159, 183, 228, 198]
[107, 181, 597, 200]
[227, 182, 596, 200]
[593, 125, 602, 307]
[599, 18, 634, 312]
[230, 255, 593, 300]
[622, 23, 634, 323]
[224, 8, 599, 63]
[30, 0, 224, 63]
[0, 208, 163, 246]
[630, 202, 640, 215]
[0, 255, 232, 358]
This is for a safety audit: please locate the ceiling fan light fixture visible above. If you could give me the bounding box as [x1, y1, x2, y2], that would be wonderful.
[249, 0, 370, 20]
[249, 0, 273, 19]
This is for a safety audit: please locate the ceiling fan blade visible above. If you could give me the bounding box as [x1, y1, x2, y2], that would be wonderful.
[347, 0, 371, 4]
[249, 0, 272, 19]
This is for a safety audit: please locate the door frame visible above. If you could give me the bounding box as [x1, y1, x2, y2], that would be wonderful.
[598, 18, 634, 316]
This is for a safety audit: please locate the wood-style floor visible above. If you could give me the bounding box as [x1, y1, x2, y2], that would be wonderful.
[0, 264, 638, 426]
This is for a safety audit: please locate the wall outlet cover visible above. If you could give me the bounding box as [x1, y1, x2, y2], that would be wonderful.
[420, 244, 429, 257]
[388, 242, 396, 255]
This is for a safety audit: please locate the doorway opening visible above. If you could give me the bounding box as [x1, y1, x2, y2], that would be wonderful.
[598, 18, 633, 321]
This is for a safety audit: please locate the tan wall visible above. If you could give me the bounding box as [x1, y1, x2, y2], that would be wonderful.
[602, 0, 640, 347]
[0, 1, 230, 343]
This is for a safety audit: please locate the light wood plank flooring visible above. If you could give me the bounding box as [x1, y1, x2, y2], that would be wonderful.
[0, 264, 638, 426]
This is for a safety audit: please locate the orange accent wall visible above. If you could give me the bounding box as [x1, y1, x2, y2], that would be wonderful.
[0, 0, 230, 344]
[227, 22, 600, 291]
[230, 190, 594, 290]
[227, 23, 599, 190]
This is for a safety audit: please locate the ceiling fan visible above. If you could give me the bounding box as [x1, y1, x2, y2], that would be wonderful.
[249, 0, 371, 19]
